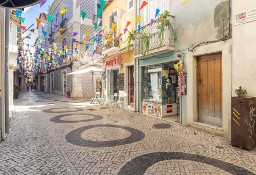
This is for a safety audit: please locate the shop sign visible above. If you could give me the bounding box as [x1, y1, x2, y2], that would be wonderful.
[235, 9, 256, 26]
[166, 104, 173, 113]
[105, 56, 122, 67]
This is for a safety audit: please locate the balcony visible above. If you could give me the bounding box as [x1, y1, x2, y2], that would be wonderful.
[102, 31, 119, 55]
[134, 15, 175, 58]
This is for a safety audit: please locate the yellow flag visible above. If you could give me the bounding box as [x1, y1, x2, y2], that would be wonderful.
[111, 23, 116, 31]
[64, 46, 68, 50]
[54, 46, 57, 51]
[83, 40, 86, 45]
[136, 16, 141, 24]
[60, 8, 67, 15]
[36, 18, 41, 28]
[85, 28, 90, 34]
[59, 28, 64, 31]
[48, 56, 50, 60]
[75, 43, 79, 48]
[181, 0, 190, 6]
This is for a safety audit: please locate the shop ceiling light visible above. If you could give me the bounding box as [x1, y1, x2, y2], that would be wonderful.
[0, 0, 41, 8]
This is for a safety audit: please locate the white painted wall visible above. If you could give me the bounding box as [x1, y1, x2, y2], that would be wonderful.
[232, 0, 256, 97]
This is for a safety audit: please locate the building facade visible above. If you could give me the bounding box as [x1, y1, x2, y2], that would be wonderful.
[134, 0, 232, 137]
[35, 0, 102, 99]
[102, 0, 136, 110]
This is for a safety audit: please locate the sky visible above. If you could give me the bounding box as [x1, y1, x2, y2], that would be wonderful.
[22, 0, 54, 54]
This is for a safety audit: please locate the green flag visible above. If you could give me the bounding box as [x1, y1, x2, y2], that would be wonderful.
[81, 11, 87, 20]
[94, 23, 98, 29]
[48, 14, 53, 23]
[20, 17, 25, 23]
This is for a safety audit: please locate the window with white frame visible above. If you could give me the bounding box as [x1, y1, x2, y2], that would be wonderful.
[109, 10, 118, 35]
[127, 0, 134, 13]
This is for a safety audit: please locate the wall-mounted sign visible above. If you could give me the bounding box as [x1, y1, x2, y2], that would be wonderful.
[105, 55, 122, 67]
[235, 9, 256, 26]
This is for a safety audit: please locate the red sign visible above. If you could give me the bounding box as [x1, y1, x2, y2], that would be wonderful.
[166, 104, 173, 113]
[105, 55, 122, 67]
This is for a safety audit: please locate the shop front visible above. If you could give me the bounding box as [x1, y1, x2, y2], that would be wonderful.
[136, 53, 186, 121]
[104, 51, 135, 107]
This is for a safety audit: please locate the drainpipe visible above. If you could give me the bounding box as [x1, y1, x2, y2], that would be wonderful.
[1, 8, 6, 140]
[5, 9, 10, 134]
[134, 0, 138, 112]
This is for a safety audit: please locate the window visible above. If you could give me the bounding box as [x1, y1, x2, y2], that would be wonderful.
[109, 10, 118, 35]
[127, 0, 134, 13]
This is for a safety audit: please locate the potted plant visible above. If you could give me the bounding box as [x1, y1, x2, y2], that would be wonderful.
[126, 29, 136, 54]
[231, 86, 256, 150]
[156, 10, 177, 48]
[141, 32, 154, 55]
[66, 90, 71, 98]
[235, 86, 247, 98]
[13, 85, 20, 99]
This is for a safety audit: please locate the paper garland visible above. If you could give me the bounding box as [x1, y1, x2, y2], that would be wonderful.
[139, 1, 148, 10]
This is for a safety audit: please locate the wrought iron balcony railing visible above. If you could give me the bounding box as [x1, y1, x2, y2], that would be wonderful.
[135, 15, 175, 57]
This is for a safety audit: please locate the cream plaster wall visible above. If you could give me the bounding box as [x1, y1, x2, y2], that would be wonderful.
[232, 0, 256, 97]
[186, 40, 232, 138]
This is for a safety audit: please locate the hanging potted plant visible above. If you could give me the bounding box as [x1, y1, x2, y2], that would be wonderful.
[126, 29, 136, 54]
[156, 10, 177, 48]
[141, 32, 151, 55]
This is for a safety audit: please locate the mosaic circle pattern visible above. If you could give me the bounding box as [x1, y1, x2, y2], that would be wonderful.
[50, 114, 103, 123]
[65, 124, 145, 147]
[43, 107, 83, 113]
[117, 152, 254, 175]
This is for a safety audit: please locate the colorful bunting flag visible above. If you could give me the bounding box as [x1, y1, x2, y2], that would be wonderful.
[111, 23, 116, 31]
[60, 8, 67, 15]
[36, 18, 42, 28]
[123, 28, 128, 34]
[155, 8, 160, 18]
[94, 23, 98, 29]
[150, 19, 154, 25]
[81, 11, 87, 20]
[85, 45, 89, 50]
[72, 38, 76, 43]
[58, 35, 63, 40]
[139, 1, 148, 10]
[73, 32, 78, 37]
[83, 40, 87, 45]
[20, 17, 25, 23]
[16, 9, 22, 18]
[126, 21, 131, 28]
[136, 16, 141, 24]
[20, 25, 26, 31]
[54, 24, 59, 29]
[138, 24, 141, 32]
[118, 33, 123, 38]
[85, 28, 90, 34]
[40, 0, 47, 7]
[48, 14, 53, 23]
[43, 31, 47, 37]
[182, 0, 190, 6]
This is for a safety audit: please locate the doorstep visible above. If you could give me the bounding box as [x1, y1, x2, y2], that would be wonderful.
[191, 122, 224, 136]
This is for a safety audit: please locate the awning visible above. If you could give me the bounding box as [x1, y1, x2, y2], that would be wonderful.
[68, 67, 102, 75]
[0, 0, 41, 8]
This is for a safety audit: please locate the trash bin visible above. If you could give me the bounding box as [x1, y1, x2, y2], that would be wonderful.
[231, 97, 256, 150]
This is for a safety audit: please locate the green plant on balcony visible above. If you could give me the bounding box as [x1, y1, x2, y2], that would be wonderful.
[126, 29, 136, 54]
[141, 32, 152, 55]
[156, 10, 177, 48]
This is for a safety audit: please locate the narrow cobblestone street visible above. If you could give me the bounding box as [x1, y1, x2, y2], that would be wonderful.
[0, 91, 255, 175]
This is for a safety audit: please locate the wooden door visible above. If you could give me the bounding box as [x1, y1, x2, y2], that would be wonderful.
[128, 66, 134, 106]
[197, 53, 222, 126]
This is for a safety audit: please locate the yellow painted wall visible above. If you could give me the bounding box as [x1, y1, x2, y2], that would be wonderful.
[120, 50, 134, 73]
[103, 0, 136, 50]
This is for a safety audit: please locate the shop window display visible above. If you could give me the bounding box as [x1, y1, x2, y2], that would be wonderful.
[142, 63, 179, 117]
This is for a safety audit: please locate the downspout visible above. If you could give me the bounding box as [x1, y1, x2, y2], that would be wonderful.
[134, 0, 138, 112]
[5, 9, 10, 134]
[1, 8, 6, 140]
